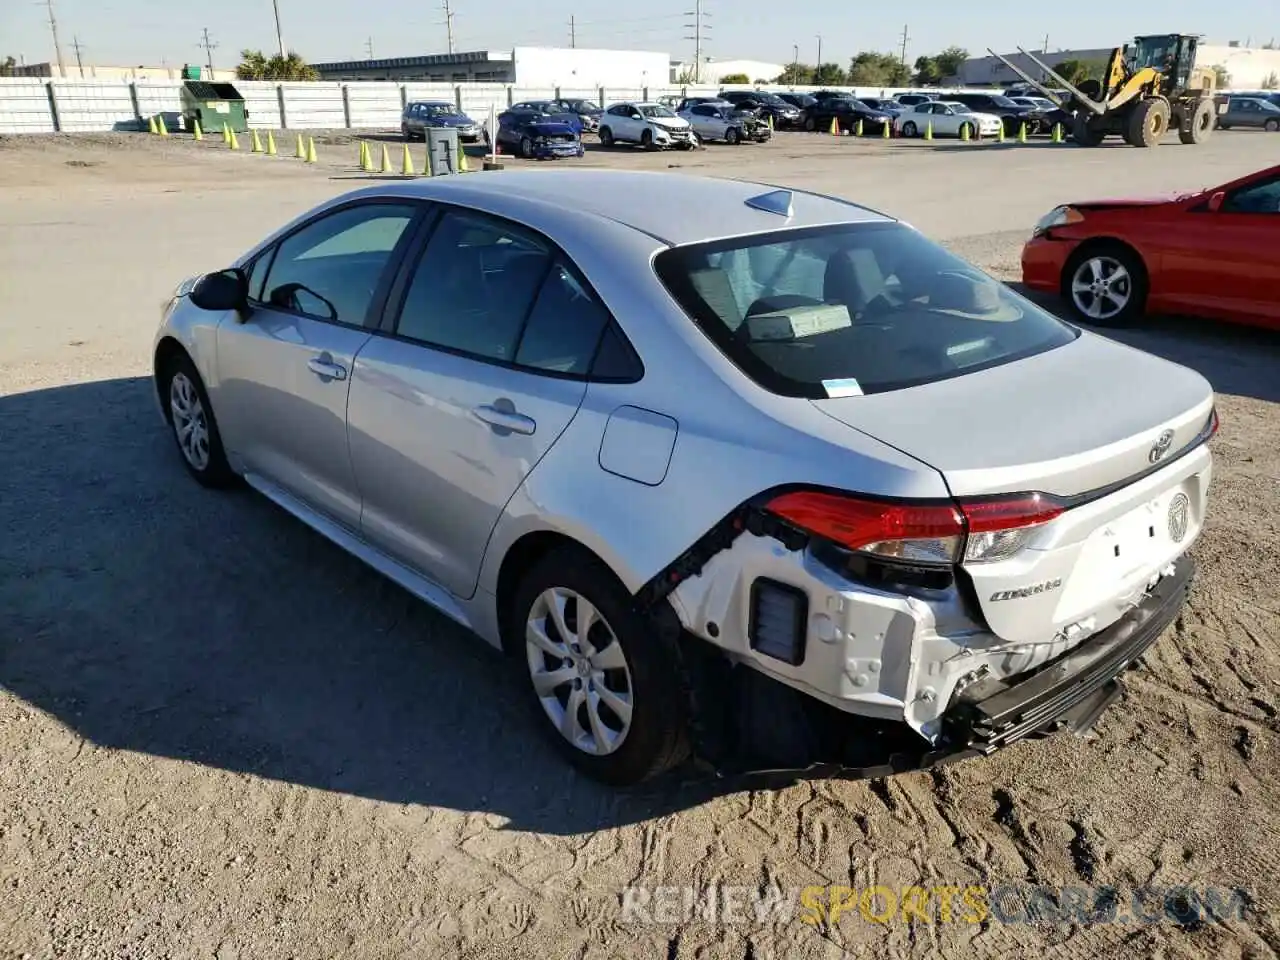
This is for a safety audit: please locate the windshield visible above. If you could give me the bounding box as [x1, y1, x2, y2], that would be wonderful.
[639, 104, 677, 118]
[566, 99, 600, 112]
[947, 103, 972, 113]
[420, 103, 458, 116]
[653, 223, 1076, 397]
[990, 96, 1020, 108]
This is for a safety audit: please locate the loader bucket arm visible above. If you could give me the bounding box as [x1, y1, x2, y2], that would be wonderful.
[984, 49, 1068, 106]
[1015, 48, 1109, 115]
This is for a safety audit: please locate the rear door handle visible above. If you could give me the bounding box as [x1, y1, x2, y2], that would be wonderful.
[474, 403, 536, 436]
[307, 355, 347, 381]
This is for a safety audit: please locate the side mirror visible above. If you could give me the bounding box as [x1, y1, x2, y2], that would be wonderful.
[190, 268, 250, 317]
[1207, 191, 1225, 213]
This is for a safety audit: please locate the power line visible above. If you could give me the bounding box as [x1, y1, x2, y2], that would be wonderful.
[71, 34, 85, 78]
[441, 0, 456, 54]
[683, 0, 710, 82]
[41, 0, 66, 78]
[199, 27, 218, 75]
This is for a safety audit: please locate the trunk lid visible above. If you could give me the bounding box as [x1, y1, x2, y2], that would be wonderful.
[810, 331, 1213, 499]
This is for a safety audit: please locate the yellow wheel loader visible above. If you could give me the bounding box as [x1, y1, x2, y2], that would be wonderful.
[986, 34, 1218, 147]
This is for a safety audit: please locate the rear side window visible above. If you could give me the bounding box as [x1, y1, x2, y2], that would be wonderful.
[653, 222, 1077, 397]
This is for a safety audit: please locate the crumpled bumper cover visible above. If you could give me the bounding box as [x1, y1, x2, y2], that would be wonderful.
[694, 555, 1195, 785]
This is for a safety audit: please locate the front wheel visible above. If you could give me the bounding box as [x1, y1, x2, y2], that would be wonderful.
[520, 136, 534, 158]
[161, 352, 235, 488]
[725, 126, 741, 144]
[959, 122, 975, 140]
[902, 121, 917, 137]
[1178, 99, 1214, 144]
[1062, 243, 1148, 327]
[511, 547, 690, 785]
[1266, 119, 1280, 132]
[640, 129, 655, 150]
[598, 126, 614, 147]
[803, 115, 817, 132]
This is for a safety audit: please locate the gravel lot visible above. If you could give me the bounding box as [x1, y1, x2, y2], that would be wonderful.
[2, 129, 1278, 960]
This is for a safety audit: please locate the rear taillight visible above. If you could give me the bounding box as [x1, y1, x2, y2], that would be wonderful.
[764, 490, 1067, 567]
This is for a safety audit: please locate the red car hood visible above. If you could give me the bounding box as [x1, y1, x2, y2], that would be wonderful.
[1075, 191, 1199, 210]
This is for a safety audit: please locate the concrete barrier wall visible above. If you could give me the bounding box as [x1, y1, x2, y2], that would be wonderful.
[0, 77, 978, 134]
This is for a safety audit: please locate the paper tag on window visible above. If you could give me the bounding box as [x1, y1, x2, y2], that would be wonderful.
[822, 378, 863, 398]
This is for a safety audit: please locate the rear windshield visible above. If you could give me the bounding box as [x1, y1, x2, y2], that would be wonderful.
[652, 222, 1077, 397]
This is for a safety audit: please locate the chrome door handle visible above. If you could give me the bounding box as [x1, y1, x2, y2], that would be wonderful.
[307, 356, 347, 381]
[474, 403, 536, 436]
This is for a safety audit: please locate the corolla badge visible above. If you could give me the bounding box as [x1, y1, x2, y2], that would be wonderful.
[990, 578, 1063, 602]
[1148, 429, 1175, 463]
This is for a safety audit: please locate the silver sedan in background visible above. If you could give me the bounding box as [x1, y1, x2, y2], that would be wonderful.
[154, 170, 1215, 785]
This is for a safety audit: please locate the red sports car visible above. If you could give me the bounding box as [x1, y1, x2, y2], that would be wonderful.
[1021, 163, 1280, 329]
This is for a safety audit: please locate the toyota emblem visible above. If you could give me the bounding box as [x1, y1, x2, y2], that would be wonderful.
[1168, 493, 1190, 543]
[1148, 429, 1175, 464]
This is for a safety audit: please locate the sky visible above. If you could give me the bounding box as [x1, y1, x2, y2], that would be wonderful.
[2, 0, 1275, 70]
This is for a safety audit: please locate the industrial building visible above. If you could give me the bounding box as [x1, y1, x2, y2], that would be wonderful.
[312, 46, 670, 89]
[669, 58, 787, 84]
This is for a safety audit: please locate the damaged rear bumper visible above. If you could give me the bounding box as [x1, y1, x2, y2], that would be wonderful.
[699, 555, 1194, 783]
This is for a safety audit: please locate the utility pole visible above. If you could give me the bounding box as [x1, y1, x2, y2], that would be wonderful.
[43, 0, 66, 78]
[365, 36, 374, 60]
[898, 24, 910, 66]
[442, 0, 456, 55]
[1042, 34, 1049, 53]
[71, 34, 85, 78]
[815, 35, 822, 83]
[683, 0, 709, 83]
[569, 15, 575, 49]
[271, 0, 285, 58]
[792, 43, 798, 81]
[199, 27, 218, 76]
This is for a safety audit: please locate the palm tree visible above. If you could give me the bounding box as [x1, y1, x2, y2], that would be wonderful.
[236, 49, 318, 81]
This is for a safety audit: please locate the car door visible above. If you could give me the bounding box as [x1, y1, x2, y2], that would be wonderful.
[686, 104, 721, 139]
[346, 207, 622, 598]
[214, 200, 423, 529]
[1161, 173, 1280, 326]
[933, 104, 959, 136]
[604, 104, 635, 141]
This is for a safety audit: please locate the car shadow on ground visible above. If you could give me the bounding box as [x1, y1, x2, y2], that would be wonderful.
[1009, 283, 1280, 404]
[0, 377, 735, 835]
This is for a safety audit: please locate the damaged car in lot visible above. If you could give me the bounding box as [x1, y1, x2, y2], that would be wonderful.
[154, 170, 1216, 786]
[678, 101, 773, 143]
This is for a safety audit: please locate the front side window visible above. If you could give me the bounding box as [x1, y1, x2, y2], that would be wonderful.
[653, 223, 1077, 397]
[260, 203, 416, 325]
[1223, 176, 1280, 214]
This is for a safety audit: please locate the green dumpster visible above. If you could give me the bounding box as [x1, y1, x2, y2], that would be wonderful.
[181, 80, 250, 134]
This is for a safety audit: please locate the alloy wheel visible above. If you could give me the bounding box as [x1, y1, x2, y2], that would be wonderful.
[525, 587, 634, 756]
[1071, 256, 1132, 321]
[169, 371, 210, 471]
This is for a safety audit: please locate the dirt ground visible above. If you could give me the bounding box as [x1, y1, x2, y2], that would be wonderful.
[1, 129, 1278, 960]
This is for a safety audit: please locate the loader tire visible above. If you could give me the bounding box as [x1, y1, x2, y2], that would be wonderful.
[1126, 97, 1170, 147]
[1178, 99, 1214, 144]
[1072, 112, 1105, 146]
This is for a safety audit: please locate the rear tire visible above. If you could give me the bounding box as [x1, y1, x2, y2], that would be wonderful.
[1125, 97, 1170, 147]
[598, 126, 614, 147]
[902, 121, 918, 137]
[804, 115, 817, 132]
[1061, 242, 1148, 328]
[509, 547, 690, 786]
[1179, 99, 1214, 144]
[520, 136, 534, 158]
[1266, 119, 1280, 132]
[726, 126, 741, 144]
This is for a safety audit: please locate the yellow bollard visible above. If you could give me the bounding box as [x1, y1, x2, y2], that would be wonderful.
[251, 129, 263, 153]
[221, 122, 230, 144]
[1052, 122, 1064, 144]
[358, 141, 367, 169]
[1018, 122, 1027, 143]
[829, 117, 839, 137]
[767, 114, 774, 132]
[855, 118, 864, 137]
[266, 131, 277, 156]
[401, 142, 416, 176]
[157, 115, 169, 137]
[229, 128, 240, 150]
[457, 140, 470, 172]
[961, 123, 971, 142]
[882, 120, 890, 139]
[192, 118, 203, 141]
[306, 136, 318, 163]
[379, 143, 391, 173]
[148, 116, 158, 135]
[296, 133, 306, 158]
[996, 122, 1005, 143]
[924, 120, 933, 140]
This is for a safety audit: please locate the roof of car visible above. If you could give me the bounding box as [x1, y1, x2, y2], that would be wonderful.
[369, 170, 893, 246]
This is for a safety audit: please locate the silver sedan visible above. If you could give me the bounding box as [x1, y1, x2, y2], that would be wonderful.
[154, 170, 1215, 785]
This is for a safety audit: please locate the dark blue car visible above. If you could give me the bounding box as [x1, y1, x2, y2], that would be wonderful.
[490, 108, 584, 159]
[402, 100, 481, 142]
[509, 99, 585, 134]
